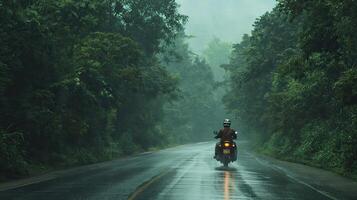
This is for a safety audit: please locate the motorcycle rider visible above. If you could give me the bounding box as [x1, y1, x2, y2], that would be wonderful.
[214, 119, 237, 159]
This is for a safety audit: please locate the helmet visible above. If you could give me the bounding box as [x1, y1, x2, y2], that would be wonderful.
[223, 119, 231, 127]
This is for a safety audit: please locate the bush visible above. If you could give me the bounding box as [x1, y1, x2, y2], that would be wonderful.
[0, 130, 28, 178]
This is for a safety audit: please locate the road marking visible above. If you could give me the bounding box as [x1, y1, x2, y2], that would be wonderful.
[127, 170, 171, 200]
[283, 172, 339, 200]
[0, 175, 57, 192]
[127, 154, 201, 200]
[155, 153, 201, 199]
[251, 153, 339, 200]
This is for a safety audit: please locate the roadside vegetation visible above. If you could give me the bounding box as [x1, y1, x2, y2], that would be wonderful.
[224, 0, 357, 178]
[1, 0, 356, 181]
[0, 0, 226, 180]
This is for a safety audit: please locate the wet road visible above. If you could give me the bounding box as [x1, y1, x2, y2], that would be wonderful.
[1, 141, 356, 200]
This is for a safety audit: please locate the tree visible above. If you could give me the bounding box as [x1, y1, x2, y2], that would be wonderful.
[203, 37, 232, 81]
[160, 34, 223, 142]
[225, 1, 357, 175]
[0, 0, 186, 178]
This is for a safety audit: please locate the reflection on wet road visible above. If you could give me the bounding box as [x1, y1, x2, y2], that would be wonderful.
[224, 171, 234, 200]
[224, 171, 230, 200]
[1, 141, 356, 200]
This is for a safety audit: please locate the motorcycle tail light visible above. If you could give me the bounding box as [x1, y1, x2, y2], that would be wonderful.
[224, 143, 230, 147]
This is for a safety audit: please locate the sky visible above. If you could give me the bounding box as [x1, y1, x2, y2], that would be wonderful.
[176, 0, 277, 54]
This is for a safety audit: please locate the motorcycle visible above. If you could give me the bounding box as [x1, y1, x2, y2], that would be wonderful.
[214, 132, 237, 167]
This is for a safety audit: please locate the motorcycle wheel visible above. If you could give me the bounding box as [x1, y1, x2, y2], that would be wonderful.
[223, 159, 229, 167]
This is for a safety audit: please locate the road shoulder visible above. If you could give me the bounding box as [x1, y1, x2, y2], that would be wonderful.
[252, 152, 357, 200]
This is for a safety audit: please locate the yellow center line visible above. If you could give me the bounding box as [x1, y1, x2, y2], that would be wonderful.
[127, 170, 171, 200]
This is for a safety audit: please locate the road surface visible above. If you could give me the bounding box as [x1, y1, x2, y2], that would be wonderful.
[1, 141, 356, 200]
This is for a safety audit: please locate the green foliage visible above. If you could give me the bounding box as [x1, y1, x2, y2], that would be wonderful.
[334, 68, 357, 105]
[225, 2, 357, 176]
[0, 0, 186, 178]
[0, 130, 28, 178]
[203, 37, 232, 81]
[160, 34, 224, 142]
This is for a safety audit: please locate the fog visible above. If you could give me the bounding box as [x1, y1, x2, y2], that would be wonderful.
[1, 1, 356, 197]
[176, 0, 276, 54]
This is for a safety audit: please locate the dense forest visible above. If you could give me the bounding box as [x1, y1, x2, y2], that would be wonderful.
[1, 0, 356, 181]
[0, 0, 226, 179]
[160, 34, 225, 143]
[224, 0, 357, 177]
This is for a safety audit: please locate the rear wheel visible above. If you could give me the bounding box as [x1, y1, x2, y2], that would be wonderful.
[223, 159, 229, 167]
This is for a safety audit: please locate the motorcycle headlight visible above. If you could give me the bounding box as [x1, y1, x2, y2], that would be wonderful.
[224, 143, 230, 147]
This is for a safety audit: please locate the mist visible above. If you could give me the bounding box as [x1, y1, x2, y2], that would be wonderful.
[1, 1, 356, 196]
[176, 0, 276, 54]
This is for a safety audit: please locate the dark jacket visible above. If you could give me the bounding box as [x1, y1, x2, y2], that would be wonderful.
[215, 127, 237, 141]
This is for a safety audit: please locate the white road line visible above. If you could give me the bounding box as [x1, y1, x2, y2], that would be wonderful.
[250, 153, 339, 200]
[0, 175, 57, 192]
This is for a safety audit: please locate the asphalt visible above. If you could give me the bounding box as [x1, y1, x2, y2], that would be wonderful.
[0, 141, 356, 200]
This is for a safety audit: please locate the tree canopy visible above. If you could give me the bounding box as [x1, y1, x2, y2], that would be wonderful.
[224, 0, 357, 176]
[0, 0, 186, 178]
